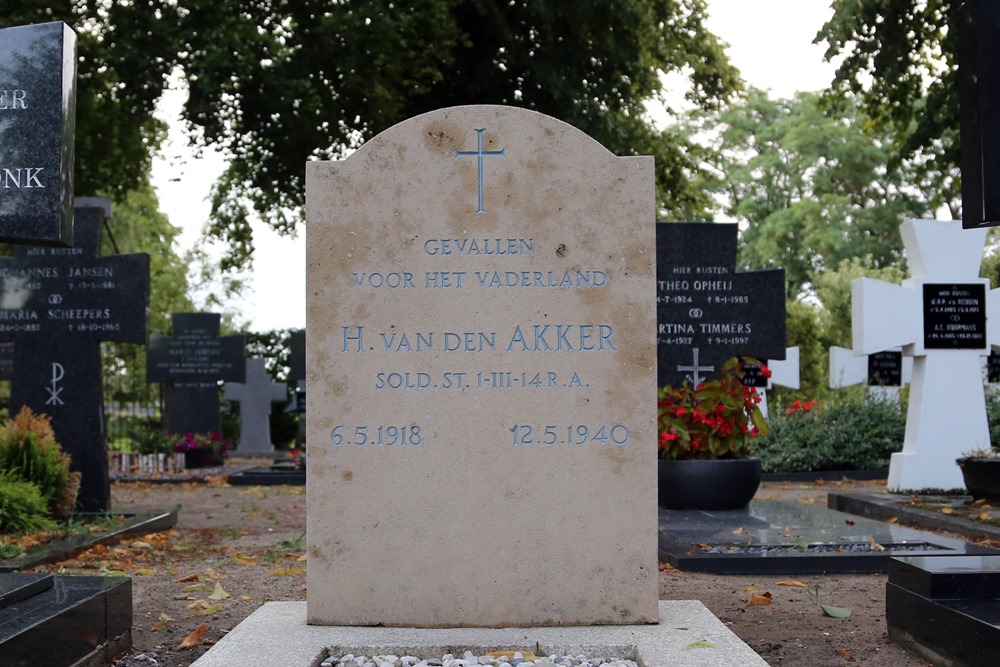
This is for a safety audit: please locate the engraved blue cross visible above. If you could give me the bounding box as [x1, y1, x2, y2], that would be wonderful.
[455, 128, 505, 214]
[677, 348, 715, 386]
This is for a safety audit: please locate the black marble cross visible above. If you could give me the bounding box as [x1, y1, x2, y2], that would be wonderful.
[656, 222, 786, 388]
[146, 312, 245, 435]
[0, 203, 149, 511]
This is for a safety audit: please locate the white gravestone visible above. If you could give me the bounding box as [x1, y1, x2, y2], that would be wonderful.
[829, 346, 913, 405]
[852, 219, 1000, 491]
[305, 106, 657, 627]
[224, 358, 287, 455]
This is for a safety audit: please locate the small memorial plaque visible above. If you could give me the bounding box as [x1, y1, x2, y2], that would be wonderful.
[922, 283, 987, 349]
[989, 352, 1000, 384]
[739, 361, 770, 388]
[868, 350, 904, 386]
[0, 22, 76, 245]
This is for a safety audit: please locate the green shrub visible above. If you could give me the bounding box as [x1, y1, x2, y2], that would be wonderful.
[126, 418, 175, 455]
[0, 469, 54, 534]
[755, 396, 905, 472]
[0, 407, 79, 519]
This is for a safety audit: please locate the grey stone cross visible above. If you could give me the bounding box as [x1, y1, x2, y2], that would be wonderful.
[455, 128, 505, 214]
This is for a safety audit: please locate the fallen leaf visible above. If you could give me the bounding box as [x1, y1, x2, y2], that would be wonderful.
[268, 567, 306, 576]
[821, 604, 852, 618]
[185, 599, 209, 611]
[175, 573, 199, 583]
[239, 595, 252, 602]
[488, 652, 537, 660]
[686, 640, 716, 649]
[869, 535, 885, 552]
[152, 612, 175, 631]
[748, 594, 772, 606]
[972, 498, 986, 506]
[941, 507, 955, 515]
[794, 537, 810, 550]
[232, 554, 256, 566]
[743, 585, 758, 593]
[130, 541, 152, 549]
[981, 512, 991, 521]
[178, 624, 207, 649]
[732, 527, 744, 535]
[777, 580, 808, 588]
[195, 603, 223, 617]
[182, 583, 213, 592]
[833, 647, 855, 661]
[885, 517, 898, 524]
[800, 498, 816, 505]
[296, 553, 308, 562]
[658, 562, 676, 572]
[208, 583, 230, 600]
[845, 519, 855, 526]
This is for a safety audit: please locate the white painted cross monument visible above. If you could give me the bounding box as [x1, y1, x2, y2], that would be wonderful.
[224, 358, 287, 456]
[853, 219, 1000, 491]
[829, 347, 913, 405]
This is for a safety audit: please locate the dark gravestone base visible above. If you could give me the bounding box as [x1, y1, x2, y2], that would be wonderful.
[228, 460, 305, 486]
[658, 499, 996, 574]
[0, 573, 131, 665]
[887, 555, 1000, 667]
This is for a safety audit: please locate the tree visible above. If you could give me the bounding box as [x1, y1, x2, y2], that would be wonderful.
[818, 0, 962, 217]
[1, 0, 741, 273]
[689, 89, 928, 299]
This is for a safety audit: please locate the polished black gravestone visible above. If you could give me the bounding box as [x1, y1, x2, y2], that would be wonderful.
[0, 203, 149, 511]
[0, 22, 77, 246]
[656, 222, 786, 387]
[0, 573, 131, 665]
[887, 555, 1000, 667]
[960, 0, 1000, 229]
[658, 500, 996, 574]
[147, 312, 245, 434]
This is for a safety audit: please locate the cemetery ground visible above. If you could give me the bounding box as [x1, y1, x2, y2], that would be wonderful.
[14, 469, 990, 667]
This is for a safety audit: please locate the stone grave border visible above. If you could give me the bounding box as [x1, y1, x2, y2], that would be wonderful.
[191, 601, 768, 667]
[0, 509, 176, 573]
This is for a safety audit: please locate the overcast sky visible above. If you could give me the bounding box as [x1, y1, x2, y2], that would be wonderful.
[148, 0, 839, 332]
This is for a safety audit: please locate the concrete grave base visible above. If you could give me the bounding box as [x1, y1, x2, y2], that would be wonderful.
[191, 601, 767, 667]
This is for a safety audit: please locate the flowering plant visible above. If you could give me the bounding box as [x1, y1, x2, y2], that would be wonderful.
[786, 399, 819, 416]
[657, 357, 770, 460]
[171, 431, 228, 460]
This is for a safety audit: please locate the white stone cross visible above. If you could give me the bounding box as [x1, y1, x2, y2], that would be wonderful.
[828, 346, 913, 405]
[852, 219, 1000, 491]
[224, 358, 287, 456]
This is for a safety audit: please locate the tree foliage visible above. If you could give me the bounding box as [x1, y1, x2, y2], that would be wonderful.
[690, 90, 928, 299]
[818, 0, 961, 217]
[2, 0, 741, 272]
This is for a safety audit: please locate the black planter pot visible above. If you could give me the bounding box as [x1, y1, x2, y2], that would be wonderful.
[957, 457, 1000, 501]
[658, 458, 762, 510]
[184, 448, 222, 469]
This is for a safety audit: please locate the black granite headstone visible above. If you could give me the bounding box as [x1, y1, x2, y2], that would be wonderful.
[288, 329, 305, 414]
[656, 222, 786, 387]
[922, 283, 987, 349]
[146, 313, 245, 435]
[0, 22, 76, 245]
[0, 203, 150, 511]
[868, 350, 904, 386]
[960, 0, 1000, 229]
[739, 362, 770, 388]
